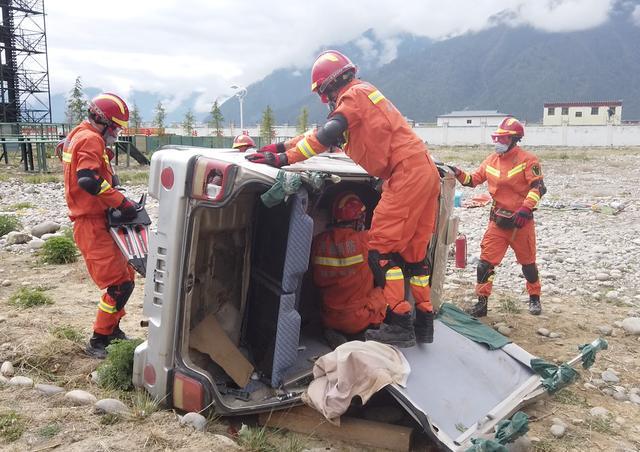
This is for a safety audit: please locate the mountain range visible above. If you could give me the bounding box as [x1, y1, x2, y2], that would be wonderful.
[51, 8, 640, 126]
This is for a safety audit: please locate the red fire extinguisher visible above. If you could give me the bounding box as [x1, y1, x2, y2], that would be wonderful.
[455, 234, 467, 269]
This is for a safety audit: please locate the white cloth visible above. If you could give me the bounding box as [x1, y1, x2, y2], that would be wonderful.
[302, 341, 411, 423]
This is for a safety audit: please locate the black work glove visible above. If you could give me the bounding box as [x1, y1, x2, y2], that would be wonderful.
[117, 197, 138, 221]
[245, 152, 288, 168]
[367, 249, 387, 289]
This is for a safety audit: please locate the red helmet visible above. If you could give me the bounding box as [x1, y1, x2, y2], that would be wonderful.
[311, 50, 357, 103]
[89, 93, 129, 128]
[232, 134, 255, 149]
[332, 192, 365, 222]
[492, 117, 525, 139]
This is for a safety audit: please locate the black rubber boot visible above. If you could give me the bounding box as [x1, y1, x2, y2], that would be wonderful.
[365, 311, 416, 348]
[414, 310, 434, 344]
[85, 333, 110, 359]
[466, 296, 488, 318]
[528, 295, 542, 315]
[109, 323, 131, 341]
[324, 329, 348, 350]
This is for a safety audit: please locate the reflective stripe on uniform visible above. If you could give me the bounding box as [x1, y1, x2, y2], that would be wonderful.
[507, 163, 527, 178]
[526, 191, 540, 206]
[296, 138, 317, 158]
[485, 165, 500, 177]
[410, 275, 430, 287]
[62, 150, 72, 163]
[463, 173, 471, 185]
[385, 267, 404, 281]
[97, 179, 112, 195]
[313, 254, 364, 267]
[98, 299, 117, 314]
[367, 90, 385, 105]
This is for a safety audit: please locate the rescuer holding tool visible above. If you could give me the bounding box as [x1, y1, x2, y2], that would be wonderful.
[62, 93, 138, 358]
[449, 117, 546, 317]
[246, 50, 440, 347]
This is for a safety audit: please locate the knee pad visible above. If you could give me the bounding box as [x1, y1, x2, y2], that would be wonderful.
[477, 260, 495, 284]
[522, 263, 539, 283]
[107, 280, 135, 312]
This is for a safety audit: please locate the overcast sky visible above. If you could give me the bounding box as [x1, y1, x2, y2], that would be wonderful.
[47, 0, 624, 113]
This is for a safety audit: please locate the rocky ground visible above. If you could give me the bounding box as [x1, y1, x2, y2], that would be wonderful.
[1, 147, 640, 451]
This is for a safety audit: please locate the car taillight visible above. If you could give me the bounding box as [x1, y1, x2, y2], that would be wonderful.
[173, 372, 204, 412]
[161, 167, 174, 190]
[144, 364, 156, 386]
[191, 157, 237, 201]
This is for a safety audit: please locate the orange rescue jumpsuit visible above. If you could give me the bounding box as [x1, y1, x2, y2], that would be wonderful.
[284, 79, 440, 315]
[457, 146, 544, 298]
[62, 121, 135, 335]
[312, 227, 387, 334]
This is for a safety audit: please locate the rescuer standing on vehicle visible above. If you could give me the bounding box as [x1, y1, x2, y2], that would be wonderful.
[232, 134, 256, 152]
[312, 192, 387, 345]
[449, 117, 546, 317]
[246, 50, 440, 347]
[62, 93, 139, 358]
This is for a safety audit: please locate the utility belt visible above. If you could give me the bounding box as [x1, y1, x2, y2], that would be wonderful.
[489, 207, 517, 230]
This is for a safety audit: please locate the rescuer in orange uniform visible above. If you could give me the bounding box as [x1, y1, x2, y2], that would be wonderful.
[312, 192, 386, 343]
[449, 117, 546, 317]
[247, 50, 440, 347]
[62, 93, 139, 358]
[232, 134, 255, 152]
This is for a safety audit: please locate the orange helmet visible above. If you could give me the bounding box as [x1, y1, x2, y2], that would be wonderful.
[332, 192, 365, 222]
[232, 134, 255, 150]
[492, 117, 525, 139]
[89, 93, 129, 128]
[311, 50, 357, 103]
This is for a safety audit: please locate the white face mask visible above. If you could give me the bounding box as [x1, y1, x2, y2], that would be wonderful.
[104, 126, 121, 146]
[495, 142, 510, 154]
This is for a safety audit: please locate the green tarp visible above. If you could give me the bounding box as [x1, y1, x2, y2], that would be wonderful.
[530, 359, 579, 394]
[437, 303, 511, 350]
[466, 412, 529, 452]
[260, 170, 302, 207]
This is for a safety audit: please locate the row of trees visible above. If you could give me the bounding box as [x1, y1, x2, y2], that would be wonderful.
[64, 76, 311, 143]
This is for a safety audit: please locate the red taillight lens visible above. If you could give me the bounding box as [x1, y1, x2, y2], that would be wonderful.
[191, 158, 237, 201]
[161, 167, 174, 190]
[173, 372, 204, 412]
[144, 364, 156, 386]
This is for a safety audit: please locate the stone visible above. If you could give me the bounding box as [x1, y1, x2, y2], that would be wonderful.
[630, 387, 640, 395]
[9, 376, 33, 387]
[1, 280, 10, 287]
[596, 325, 613, 336]
[583, 383, 597, 390]
[27, 237, 45, 250]
[596, 273, 610, 281]
[6, 231, 31, 245]
[590, 406, 610, 418]
[571, 418, 584, 425]
[0, 375, 8, 385]
[549, 332, 561, 338]
[613, 391, 629, 402]
[30, 221, 61, 238]
[615, 417, 626, 425]
[35, 384, 65, 396]
[211, 434, 240, 450]
[550, 424, 566, 438]
[179, 412, 207, 432]
[64, 389, 97, 406]
[91, 371, 101, 385]
[629, 393, 640, 405]
[610, 269, 623, 278]
[551, 418, 567, 428]
[606, 291, 620, 300]
[621, 317, 640, 335]
[95, 398, 130, 415]
[602, 370, 620, 384]
[497, 325, 511, 336]
[507, 435, 532, 452]
[602, 388, 615, 396]
[0, 361, 14, 377]
[537, 328, 550, 337]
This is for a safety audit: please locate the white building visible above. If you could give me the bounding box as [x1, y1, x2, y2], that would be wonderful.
[543, 101, 622, 126]
[436, 110, 507, 127]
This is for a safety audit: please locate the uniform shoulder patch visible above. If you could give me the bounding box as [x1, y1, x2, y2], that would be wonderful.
[531, 164, 542, 176]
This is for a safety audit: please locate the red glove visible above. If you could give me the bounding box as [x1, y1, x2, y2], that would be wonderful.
[245, 152, 288, 168]
[117, 197, 138, 221]
[513, 206, 533, 228]
[258, 142, 285, 153]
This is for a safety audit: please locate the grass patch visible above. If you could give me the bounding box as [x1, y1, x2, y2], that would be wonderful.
[8, 287, 53, 308]
[584, 415, 616, 435]
[8, 202, 33, 210]
[15, 336, 79, 381]
[0, 411, 26, 443]
[100, 413, 121, 426]
[498, 295, 521, 315]
[60, 227, 74, 241]
[39, 236, 77, 264]
[97, 339, 144, 391]
[0, 214, 21, 236]
[238, 425, 276, 452]
[51, 324, 84, 343]
[554, 389, 589, 408]
[533, 439, 555, 452]
[37, 423, 61, 438]
[24, 174, 60, 184]
[118, 170, 149, 185]
[128, 390, 160, 420]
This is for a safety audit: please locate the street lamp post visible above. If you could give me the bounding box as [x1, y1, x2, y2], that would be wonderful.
[230, 85, 247, 131]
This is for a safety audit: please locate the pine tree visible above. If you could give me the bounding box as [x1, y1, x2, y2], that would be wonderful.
[208, 100, 224, 137]
[153, 101, 166, 130]
[260, 105, 276, 144]
[183, 109, 195, 135]
[130, 102, 142, 130]
[296, 107, 309, 134]
[65, 76, 87, 125]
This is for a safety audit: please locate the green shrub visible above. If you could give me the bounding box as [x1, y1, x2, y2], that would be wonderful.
[24, 174, 60, 184]
[97, 338, 144, 391]
[0, 214, 21, 236]
[8, 287, 53, 308]
[39, 236, 77, 264]
[8, 202, 33, 210]
[0, 411, 26, 443]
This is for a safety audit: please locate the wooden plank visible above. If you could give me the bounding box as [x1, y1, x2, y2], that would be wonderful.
[258, 406, 413, 451]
